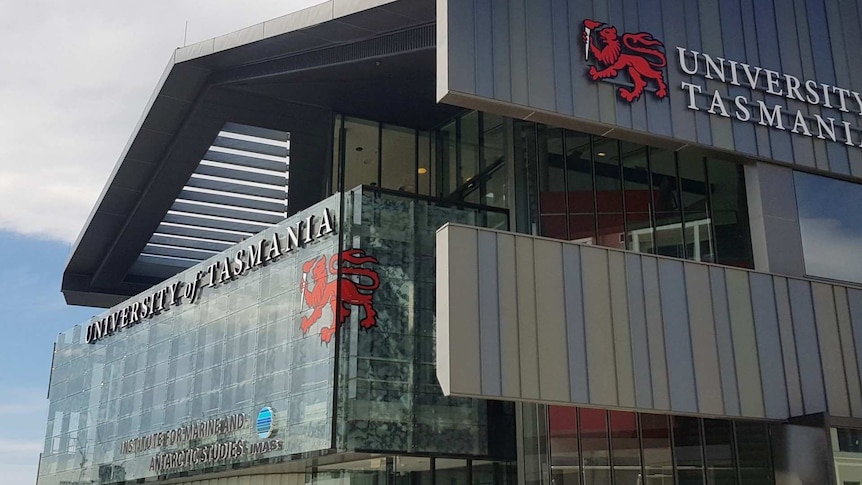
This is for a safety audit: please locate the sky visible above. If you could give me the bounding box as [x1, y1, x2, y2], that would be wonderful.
[0, 2, 326, 483]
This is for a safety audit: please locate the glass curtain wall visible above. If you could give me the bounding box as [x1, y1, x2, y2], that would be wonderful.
[333, 113, 508, 214]
[515, 121, 753, 268]
[549, 406, 774, 485]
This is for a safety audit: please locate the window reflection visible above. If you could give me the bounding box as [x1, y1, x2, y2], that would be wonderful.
[522, 120, 752, 268]
[795, 171, 862, 284]
[549, 407, 775, 485]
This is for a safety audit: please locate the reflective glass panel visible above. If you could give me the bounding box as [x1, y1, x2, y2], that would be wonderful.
[651, 149, 685, 258]
[622, 142, 653, 253]
[610, 411, 641, 485]
[679, 153, 714, 263]
[580, 408, 611, 485]
[704, 419, 736, 485]
[641, 413, 673, 485]
[565, 131, 596, 243]
[538, 126, 568, 239]
[436, 459, 469, 485]
[735, 421, 773, 485]
[381, 124, 417, 192]
[795, 171, 862, 284]
[483, 114, 508, 209]
[550, 406, 581, 485]
[593, 138, 624, 250]
[672, 416, 704, 485]
[344, 118, 380, 189]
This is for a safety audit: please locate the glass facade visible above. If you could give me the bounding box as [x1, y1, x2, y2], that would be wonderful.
[335, 188, 514, 456]
[794, 171, 862, 284]
[39, 198, 341, 485]
[549, 406, 774, 485]
[514, 122, 753, 268]
[334, 113, 509, 213]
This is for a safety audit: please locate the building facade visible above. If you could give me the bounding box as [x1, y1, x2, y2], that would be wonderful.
[38, 1, 862, 484]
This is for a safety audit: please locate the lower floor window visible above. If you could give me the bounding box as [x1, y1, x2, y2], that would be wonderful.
[549, 406, 774, 485]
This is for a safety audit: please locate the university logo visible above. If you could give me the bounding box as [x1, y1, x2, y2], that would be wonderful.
[299, 248, 380, 343]
[256, 407, 275, 439]
[583, 19, 668, 102]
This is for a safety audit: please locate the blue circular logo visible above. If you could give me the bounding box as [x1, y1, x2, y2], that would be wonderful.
[256, 407, 275, 439]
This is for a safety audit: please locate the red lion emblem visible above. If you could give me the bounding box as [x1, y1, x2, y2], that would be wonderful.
[299, 248, 380, 343]
[583, 19, 667, 102]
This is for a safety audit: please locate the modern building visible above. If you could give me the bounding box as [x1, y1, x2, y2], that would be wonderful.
[37, 1, 862, 484]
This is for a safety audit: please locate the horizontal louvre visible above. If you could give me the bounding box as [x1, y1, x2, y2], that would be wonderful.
[149, 234, 233, 252]
[179, 189, 286, 213]
[163, 213, 271, 234]
[203, 150, 287, 172]
[156, 223, 249, 243]
[195, 163, 286, 186]
[171, 201, 285, 224]
[222, 122, 289, 142]
[143, 244, 218, 261]
[186, 176, 287, 200]
[131, 122, 289, 284]
[212, 136, 289, 158]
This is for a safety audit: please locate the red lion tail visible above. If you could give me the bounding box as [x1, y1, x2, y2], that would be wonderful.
[622, 33, 667, 68]
[329, 249, 380, 290]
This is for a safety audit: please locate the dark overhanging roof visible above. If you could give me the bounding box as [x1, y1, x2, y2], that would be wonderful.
[63, 0, 441, 308]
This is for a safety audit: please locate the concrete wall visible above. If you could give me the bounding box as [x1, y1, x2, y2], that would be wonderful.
[436, 223, 862, 420]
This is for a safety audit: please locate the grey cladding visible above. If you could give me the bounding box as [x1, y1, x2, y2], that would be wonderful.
[437, 224, 862, 420]
[440, 0, 862, 180]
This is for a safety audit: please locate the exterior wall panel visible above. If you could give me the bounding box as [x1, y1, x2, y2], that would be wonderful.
[437, 224, 862, 420]
[440, 0, 862, 181]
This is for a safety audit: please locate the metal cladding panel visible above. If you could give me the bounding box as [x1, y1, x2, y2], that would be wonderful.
[439, 0, 862, 181]
[436, 224, 862, 420]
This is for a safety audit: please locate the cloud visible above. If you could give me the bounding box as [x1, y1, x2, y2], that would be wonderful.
[0, 0, 326, 243]
[799, 217, 862, 284]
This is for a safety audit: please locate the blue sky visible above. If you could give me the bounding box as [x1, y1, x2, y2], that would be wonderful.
[0, 2, 326, 483]
[0, 232, 95, 483]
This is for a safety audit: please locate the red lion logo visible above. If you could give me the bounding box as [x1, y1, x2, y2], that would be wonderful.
[583, 19, 667, 102]
[299, 248, 380, 343]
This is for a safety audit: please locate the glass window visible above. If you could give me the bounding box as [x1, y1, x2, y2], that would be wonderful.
[679, 154, 714, 263]
[651, 149, 685, 259]
[640, 413, 673, 485]
[550, 406, 581, 485]
[483, 114, 508, 209]
[672, 416, 704, 485]
[708, 158, 753, 268]
[704, 419, 736, 485]
[735, 421, 773, 485]
[538, 126, 568, 240]
[610, 411, 641, 485]
[565, 131, 596, 243]
[344, 118, 380, 190]
[594, 138, 625, 250]
[580, 408, 611, 485]
[381, 124, 417, 192]
[622, 142, 653, 253]
[838, 428, 862, 453]
[794, 171, 862, 284]
[437, 459, 469, 485]
[418, 132, 432, 196]
[438, 119, 458, 198]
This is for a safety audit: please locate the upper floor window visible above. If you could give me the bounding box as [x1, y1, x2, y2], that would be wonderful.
[516, 122, 753, 269]
[794, 171, 862, 285]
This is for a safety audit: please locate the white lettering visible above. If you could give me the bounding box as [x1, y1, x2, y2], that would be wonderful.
[681, 81, 702, 110]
